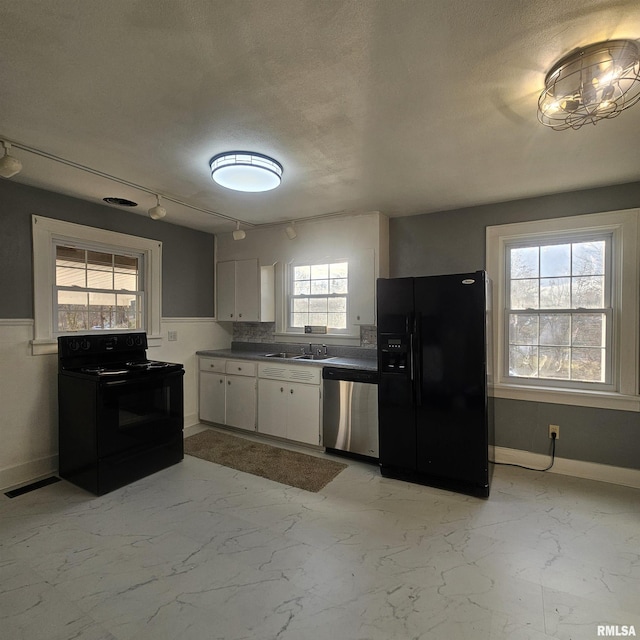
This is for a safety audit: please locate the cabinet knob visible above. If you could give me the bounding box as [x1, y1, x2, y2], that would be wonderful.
[227, 380, 231, 385]
[219, 379, 223, 384]
[290, 389, 294, 394]
[357, 315, 361, 320]
[239, 313, 242, 318]
[238, 367, 242, 371]
[280, 387, 284, 392]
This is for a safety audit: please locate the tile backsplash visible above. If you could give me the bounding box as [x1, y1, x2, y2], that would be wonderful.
[232, 322, 377, 348]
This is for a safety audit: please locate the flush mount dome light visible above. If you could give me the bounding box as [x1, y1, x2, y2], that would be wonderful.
[538, 39, 640, 130]
[209, 151, 283, 192]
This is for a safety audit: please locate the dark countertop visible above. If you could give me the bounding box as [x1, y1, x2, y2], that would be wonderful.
[196, 343, 378, 372]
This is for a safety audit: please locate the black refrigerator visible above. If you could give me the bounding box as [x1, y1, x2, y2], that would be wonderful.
[376, 270, 493, 497]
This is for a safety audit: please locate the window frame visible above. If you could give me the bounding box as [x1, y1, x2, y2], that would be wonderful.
[32, 215, 162, 355]
[486, 208, 640, 412]
[54, 241, 145, 333]
[504, 231, 614, 391]
[286, 259, 350, 335]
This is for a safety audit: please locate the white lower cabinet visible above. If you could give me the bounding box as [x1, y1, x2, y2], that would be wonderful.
[199, 357, 322, 445]
[199, 371, 226, 424]
[225, 375, 256, 431]
[199, 358, 256, 432]
[257, 363, 322, 446]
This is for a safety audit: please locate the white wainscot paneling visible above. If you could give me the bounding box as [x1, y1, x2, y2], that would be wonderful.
[0, 320, 58, 490]
[0, 318, 232, 491]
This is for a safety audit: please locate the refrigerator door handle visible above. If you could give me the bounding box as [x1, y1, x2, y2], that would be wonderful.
[413, 312, 422, 406]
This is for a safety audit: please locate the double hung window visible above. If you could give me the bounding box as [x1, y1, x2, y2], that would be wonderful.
[506, 235, 611, 387]
[32, 215, 162, 354]
[486, 208, 639, 411]
[55, 244, 143, 332]
[289, 262, 348, 333]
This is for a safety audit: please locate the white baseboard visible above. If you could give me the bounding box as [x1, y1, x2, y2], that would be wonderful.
[1, 455, 59, 493]
[184, 412, 199, 429]
[494, 446, 640, 490]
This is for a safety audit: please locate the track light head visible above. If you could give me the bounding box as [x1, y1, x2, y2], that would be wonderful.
[285, 222, 297, 240]
[148, 195, 166, 220]
[0, 141, 22, 179]
[232, 221, 246, 240]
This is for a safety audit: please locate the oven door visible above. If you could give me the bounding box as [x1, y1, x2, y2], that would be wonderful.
[97, 369, 184, 457]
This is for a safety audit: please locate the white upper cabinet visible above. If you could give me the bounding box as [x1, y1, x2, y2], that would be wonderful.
[349, 248, 376, 326]
[216, 259, 275, 322]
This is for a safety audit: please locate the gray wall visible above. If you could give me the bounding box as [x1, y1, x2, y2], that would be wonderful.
[0, 180, 214, 318]
[389, 180, 640, 470]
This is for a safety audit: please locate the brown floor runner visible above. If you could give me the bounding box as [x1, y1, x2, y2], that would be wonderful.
[184, 429, 348, 492]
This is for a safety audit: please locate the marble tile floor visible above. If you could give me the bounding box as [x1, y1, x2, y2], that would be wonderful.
[2, 431, 640, 640]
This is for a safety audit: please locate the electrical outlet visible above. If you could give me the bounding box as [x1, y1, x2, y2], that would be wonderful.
[168, 330, 178, 342]
[549, 424, 560, 439]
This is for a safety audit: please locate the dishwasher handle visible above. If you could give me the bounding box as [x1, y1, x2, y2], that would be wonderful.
[322, 367, 379, 384]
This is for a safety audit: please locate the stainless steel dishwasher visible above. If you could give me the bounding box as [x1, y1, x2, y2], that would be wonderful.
[322, 367, 379, 462]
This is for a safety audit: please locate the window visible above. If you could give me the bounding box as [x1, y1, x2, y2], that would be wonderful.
[506, 235, 611, 388]
[289, 261, 348, 332]
[486, 209, 640, 412]
[32, 215, 162, 354]
[55, 244, 143, 332]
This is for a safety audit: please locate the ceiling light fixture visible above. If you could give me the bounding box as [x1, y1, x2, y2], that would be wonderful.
[538, 39, 640, 130]
[0, 140, 23, 178]
[209, 151, 283, 192]
[148, 194, 167, 220]
[232, 221, 246, 240]
[285, 222, 297, 240]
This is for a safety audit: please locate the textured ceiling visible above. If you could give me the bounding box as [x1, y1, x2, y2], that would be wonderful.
[1, 0, 639, 234]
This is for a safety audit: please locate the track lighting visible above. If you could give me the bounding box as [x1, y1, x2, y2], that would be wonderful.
[0, 141, 23, 179]
[232, 221, 246, 240]
[285, 222, 297, 240]
[148, 195, 166, 220]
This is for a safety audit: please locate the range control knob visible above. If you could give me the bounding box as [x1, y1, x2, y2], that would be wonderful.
[80, 339, 91, 351]
[68, 339, 80, 352]
[135, 335, 144, 347]
[126, 335, 135, 347]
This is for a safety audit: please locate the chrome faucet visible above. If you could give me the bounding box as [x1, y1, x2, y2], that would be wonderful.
[317, 344, 328, 356]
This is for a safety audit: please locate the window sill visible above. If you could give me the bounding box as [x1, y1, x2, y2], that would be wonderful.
[491, 382, 640, 412]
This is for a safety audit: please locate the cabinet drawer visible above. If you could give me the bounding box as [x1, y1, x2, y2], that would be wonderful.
[225, 360, 257, 377]
[199, 358, 226, 373]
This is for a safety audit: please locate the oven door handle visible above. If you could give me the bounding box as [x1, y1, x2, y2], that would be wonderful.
[101, 370, 184, 387]
[102, 379, 130, 387]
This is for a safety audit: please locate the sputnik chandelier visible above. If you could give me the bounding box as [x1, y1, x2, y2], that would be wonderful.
[538, 39, 640, 130]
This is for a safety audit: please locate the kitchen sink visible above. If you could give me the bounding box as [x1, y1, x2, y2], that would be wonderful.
[264, 352, 335, 361]
[264, 352, 302, 359]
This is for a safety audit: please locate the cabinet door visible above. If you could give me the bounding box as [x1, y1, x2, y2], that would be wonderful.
[225, 375, 256, 431]
[257, 379, 288, 439]
[235, 259, 260, 321]
[349, 248, 376, 325]
[217, 261, 236, 320]
[286, 383, 321, 446]
[199, 372, 226, 424]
